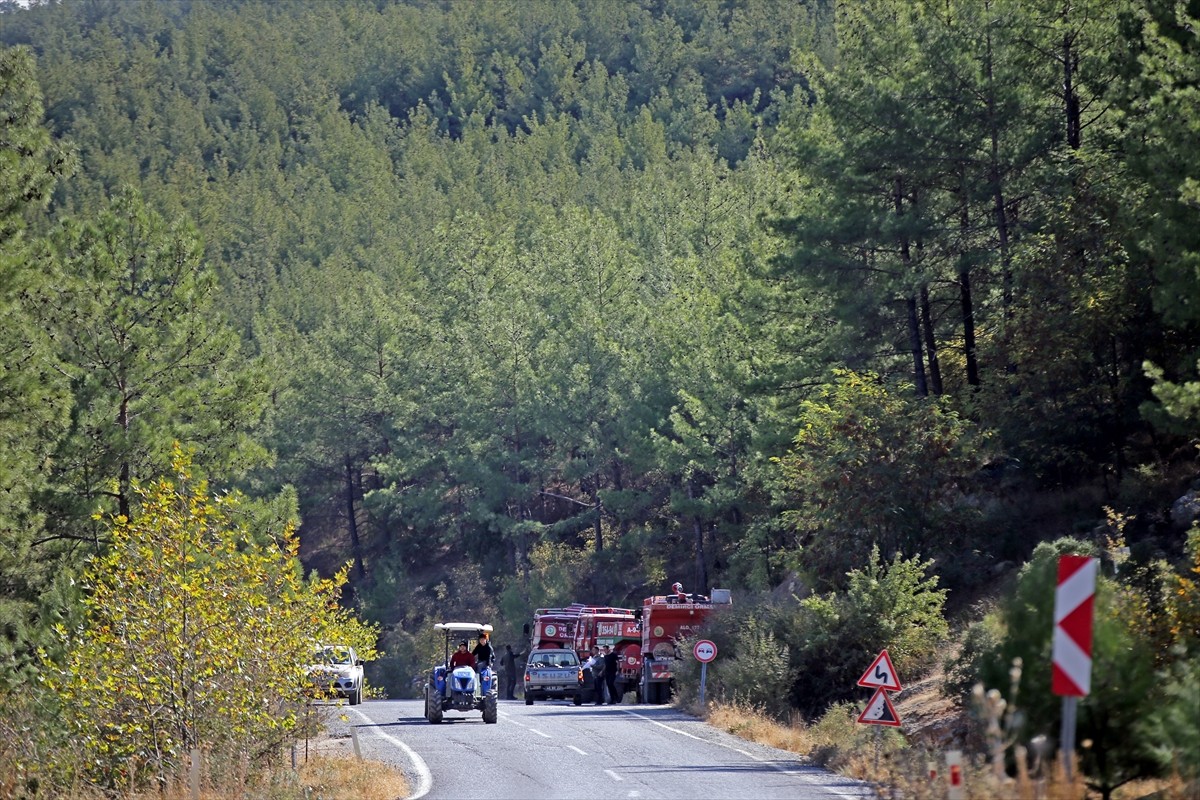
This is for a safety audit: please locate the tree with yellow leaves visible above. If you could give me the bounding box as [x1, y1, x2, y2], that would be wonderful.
[46, 446, 377, 791]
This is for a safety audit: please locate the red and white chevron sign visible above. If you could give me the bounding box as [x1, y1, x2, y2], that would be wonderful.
[1052, 555, 1097, 696]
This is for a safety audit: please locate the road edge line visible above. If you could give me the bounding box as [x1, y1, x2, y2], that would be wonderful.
[350, 707, 433, 800]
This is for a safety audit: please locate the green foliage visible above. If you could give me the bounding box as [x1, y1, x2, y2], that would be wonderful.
[1138, 649, 1200, 782]
[2, 0, 1200, 754]
[781, 370, 985, 582]
[0, 44, 76, 686]
[943, 608, 1006, 703]
[977, 537, 1169, 795]
[682, 614, 792, 715]
[45, 446, 377, 791]
[36, 188, 268, 530]
[786, 546, 948, 719]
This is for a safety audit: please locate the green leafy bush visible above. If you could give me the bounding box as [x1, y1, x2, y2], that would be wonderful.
[780, 370, 986, 585]
[786, 546, 949, 719]
[676, 613, 792, 714]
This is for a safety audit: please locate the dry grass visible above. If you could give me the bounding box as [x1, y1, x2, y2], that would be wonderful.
[293, 755, 410, 800]
[707, 702, 818, 754]
[1, 752, 410, 800]
[699, 700, 1195, 800]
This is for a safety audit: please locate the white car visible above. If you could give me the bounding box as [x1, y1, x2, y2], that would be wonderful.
[306, 644, 364, 705]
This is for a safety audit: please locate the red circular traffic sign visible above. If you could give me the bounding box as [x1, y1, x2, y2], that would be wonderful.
[693, 639, 717, 663]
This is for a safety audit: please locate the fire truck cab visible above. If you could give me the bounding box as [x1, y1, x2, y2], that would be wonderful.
[639, 585, 732, 704]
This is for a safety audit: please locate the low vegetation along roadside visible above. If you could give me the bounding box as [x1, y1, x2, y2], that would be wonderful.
[699, 695, 1191, 800]
[0, 452, 383, 799]
[668, 529, 1200, 800]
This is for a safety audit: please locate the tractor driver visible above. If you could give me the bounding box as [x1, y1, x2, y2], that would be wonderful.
[449, 640, 475, 670]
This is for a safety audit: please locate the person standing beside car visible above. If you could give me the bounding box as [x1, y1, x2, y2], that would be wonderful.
[582, 645, 605, 704]
[602, 645, 620, 705]
[502, 643, 524, 700]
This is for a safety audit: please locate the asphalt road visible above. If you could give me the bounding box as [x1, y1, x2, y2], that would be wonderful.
[328, 698, 873, 800]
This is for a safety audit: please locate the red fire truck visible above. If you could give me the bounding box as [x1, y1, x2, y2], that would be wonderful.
[638, 583, 732, 703]
[529, 603, 641, 703]
[528, 583, 731, 704]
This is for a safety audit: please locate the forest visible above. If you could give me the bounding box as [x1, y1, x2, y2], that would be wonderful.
[1, 0, 1199, 795]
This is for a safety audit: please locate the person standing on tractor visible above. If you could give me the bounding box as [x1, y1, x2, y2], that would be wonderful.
[473, 631, 495, 671]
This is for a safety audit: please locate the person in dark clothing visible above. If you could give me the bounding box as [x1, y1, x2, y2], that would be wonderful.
[501, 644, 525, 700]
[472, 631, 495, 670]
[602, 645, 620, 705]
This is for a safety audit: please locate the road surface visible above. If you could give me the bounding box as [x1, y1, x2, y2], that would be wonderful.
[322, 698, 872, 799]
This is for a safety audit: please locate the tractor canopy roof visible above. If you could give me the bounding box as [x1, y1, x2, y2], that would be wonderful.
[434, 622, 493, 634]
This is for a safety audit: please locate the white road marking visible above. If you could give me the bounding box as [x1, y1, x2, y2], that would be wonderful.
[616, 708, 869, 800]
[504, 714, 553, 741]
[350, 708, 433, 800]
[568, 745, 588, 755]
[604, 769, 624, 781]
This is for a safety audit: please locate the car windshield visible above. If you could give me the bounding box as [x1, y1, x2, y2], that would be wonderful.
[314, 646, 354, 665]
[531, 652, 578, 667]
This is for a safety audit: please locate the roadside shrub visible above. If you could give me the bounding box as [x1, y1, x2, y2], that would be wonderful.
[42, 447, 378, 794]
[943, 608, 1005, 702]
[975, 537, 1168, 799]
[677, 614, 792, 714]
[1138, 647, 1200, 783]
[806, 700, 906, 771]
[786, 547, 949, 718]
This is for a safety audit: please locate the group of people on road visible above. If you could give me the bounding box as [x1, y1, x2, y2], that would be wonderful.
[452, 634, 527, 701]
[457, 635, 623, 704]
[582, 644, 620, 705]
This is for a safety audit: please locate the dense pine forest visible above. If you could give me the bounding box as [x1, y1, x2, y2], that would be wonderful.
[2, 0, 1199, 795]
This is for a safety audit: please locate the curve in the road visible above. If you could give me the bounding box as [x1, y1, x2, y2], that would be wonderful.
[351, 707, 433, 799]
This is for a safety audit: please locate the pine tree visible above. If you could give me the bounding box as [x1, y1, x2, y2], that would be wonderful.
[0, 45, 75, 686]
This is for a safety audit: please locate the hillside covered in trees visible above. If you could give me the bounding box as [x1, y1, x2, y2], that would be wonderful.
[2, 0, 1199, 792]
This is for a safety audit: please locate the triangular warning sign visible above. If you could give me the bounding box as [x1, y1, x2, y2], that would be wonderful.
[857, 649, 902, 691]
[856, 687, 902, 727]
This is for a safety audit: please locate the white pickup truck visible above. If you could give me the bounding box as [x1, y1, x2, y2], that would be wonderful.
[523, 648, 584, 705]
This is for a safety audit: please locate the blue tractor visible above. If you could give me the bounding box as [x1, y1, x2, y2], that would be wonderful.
[424, 622, 499, 724]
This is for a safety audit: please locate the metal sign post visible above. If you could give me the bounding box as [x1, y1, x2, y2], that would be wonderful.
[694, 639, 717, 707]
